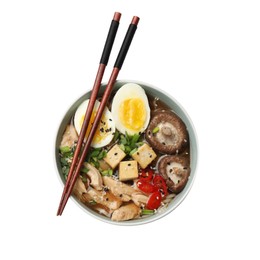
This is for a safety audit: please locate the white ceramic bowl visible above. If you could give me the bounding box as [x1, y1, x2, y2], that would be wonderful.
[55, 80, 198, 225]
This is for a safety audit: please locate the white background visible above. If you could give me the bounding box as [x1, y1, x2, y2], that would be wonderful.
[0, 0, 260, 259]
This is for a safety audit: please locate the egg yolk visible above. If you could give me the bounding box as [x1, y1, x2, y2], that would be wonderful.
[80, 110, 109, 144]
[119, 98, 146, 131]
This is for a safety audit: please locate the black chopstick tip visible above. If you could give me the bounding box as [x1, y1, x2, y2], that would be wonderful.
[113, 12, 121, 22]
[131, 16, 140, 26]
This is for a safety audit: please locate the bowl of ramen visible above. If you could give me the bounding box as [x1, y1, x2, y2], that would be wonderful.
[55, 80, 198, 225]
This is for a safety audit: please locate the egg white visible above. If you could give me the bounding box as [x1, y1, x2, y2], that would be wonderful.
[111, 83, 150, 135]
[74, 99, 115, 148]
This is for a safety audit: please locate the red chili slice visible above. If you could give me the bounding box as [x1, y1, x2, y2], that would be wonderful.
[147, 191, 162, 210]
[137, 179, 156, 193]
[153, 175, 168, 197]
[139, 168, 154, 182]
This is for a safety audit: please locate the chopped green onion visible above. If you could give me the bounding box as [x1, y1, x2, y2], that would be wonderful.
[81, 176, 88, 182]
[91, 160, 100, 168]
[124, 145, 131, 153]
[141, 209, 155, 215]
[125, 131, 130, 142]
[90, 149, 100, 158]
[130, 148, 138, 155]
[152, 126, 160, 134]
[81, 167, 89, 173]
[101, 169, 113, 176]
[60, 158, 69, 166]
[119, 144, 125, 151]
[130, 133, 140, 146]
[97, 150, 107, 160]
[120, 135, 127, 145]
[89, 200, 97, 205]
[101, 170, 108, 176]
[113, 130, 120, 142]
[60, 146, 71, 154]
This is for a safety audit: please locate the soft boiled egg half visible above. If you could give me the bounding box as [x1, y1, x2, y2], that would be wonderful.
[74, 99, 115, 148]
[111, 83, 150, 135]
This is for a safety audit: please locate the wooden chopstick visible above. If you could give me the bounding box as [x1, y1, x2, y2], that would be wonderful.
[57, 15, 140, 216]
[57, 12, 121, 215]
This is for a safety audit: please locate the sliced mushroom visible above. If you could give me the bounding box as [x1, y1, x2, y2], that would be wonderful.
[145, 111, 188, 154]
[103, 176, 136, 202]
[60, 124, 78, 148]
[131, 192, 149, 207]
[158, 155, 190, 193]
[83, 163, 103, 190]
[86, 188, 122, 210]
[111, 203, 141, 221]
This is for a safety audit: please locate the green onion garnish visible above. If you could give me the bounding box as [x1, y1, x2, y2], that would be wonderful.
[60, 146, 71, 154]
[152, 126, 159, 134]
[141, 209, 155, 215]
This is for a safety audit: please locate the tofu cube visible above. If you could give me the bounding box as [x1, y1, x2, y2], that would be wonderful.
[119, 161, 138, 181]
[131, 143, 157, 169]
[104, 144, 126, 169]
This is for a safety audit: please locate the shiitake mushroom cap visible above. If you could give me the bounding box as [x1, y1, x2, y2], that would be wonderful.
[145, 111, 188, 154]
[158, 155, 190, 194]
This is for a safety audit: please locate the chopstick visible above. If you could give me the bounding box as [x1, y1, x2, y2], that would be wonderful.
[57, 15, 140, 216]
[57, 12, 121, 215]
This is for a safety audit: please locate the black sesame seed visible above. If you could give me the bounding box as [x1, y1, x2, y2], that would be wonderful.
[119, 194, 123, 198]
[183, 167, 187, 170]
[100, 128, 104, 133]
[128, 163, 131, 166]
[162, 142, 166, 145]
[167, 162, 170, 165]
[106, 198, 109, 201]
[169, 169, 173, 173]
[149, 155, 152, 158]
[137, 152, 139, 155]
[109, 118, 112, 121]
[114, 152, 118, 156]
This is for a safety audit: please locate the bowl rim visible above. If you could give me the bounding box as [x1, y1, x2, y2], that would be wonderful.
[54, 79, 199, 226]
